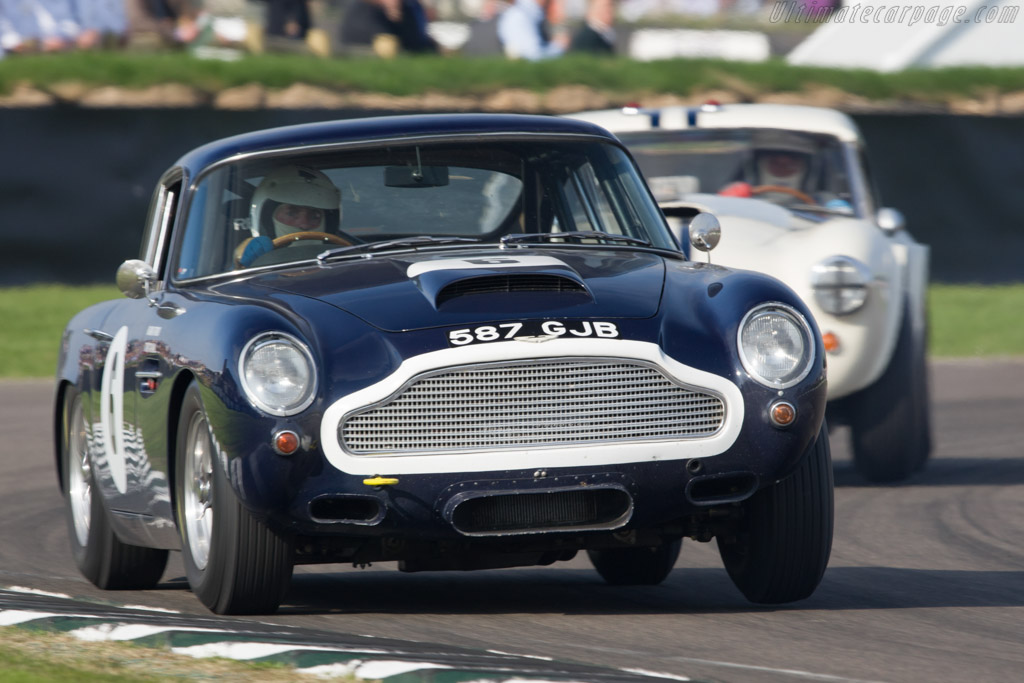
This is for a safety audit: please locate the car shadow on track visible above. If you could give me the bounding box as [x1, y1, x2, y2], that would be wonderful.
[833, 456, 1024, 487]
[273, 565, 1024, 616]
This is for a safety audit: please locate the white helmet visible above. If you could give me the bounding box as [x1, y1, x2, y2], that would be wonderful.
[250, 165, 342, 238]
[750, 131, 818, 190]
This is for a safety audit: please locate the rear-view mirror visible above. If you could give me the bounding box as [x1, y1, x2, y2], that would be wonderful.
[384, 165, 449, 188]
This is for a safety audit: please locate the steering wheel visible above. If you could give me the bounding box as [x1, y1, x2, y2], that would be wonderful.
[272, 231, 353, 249]
[750, 185, 818, 206]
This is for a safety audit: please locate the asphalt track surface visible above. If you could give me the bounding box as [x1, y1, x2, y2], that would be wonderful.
[2, 359, 1022, 683]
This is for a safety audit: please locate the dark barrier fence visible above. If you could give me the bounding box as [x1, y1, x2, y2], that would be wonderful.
[1, 108, 1022, 285]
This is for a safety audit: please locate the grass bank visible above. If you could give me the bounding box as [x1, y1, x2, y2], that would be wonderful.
[1, 283, 1021, 379]
[0, 626, 328, 682]
[3, 51, 1024, 105]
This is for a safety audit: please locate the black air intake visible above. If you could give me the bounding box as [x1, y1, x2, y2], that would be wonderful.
[685, 473, 758, 505]
[309, 495, 384, 525]
[436, 274, 587, 306]
[447, 487, 632, 536]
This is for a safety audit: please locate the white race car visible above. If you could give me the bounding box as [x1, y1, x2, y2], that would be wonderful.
[568, 103, 931, 482]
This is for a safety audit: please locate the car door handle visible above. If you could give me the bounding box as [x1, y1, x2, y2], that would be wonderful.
[84, 328, 114, 342]
[156, 302, 186, 319]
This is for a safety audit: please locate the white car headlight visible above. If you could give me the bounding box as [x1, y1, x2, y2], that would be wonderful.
[810, 256, 870, 315]
[738, 303, 815, 389]
[239, 332, 317, 416]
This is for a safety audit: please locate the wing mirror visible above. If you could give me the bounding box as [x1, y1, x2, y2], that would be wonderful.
[116, 259, 157, 300]
[689, 212, 721, 263]
[876, 207, 905, 234]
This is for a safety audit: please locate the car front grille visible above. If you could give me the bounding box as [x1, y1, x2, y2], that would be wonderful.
[339, 358, 726, 455]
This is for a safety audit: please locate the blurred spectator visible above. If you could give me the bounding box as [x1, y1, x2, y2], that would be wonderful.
[568, 0, 614, 54]
[0, 0, 125, 53]
[263, 0, 309, 41]
[0, 0, 60, 51]
[0, 0, 30, 53]
[496, 0, 568, 61]
[142, 0, 201, 45]
[339, 0, 438, 57]
[71, 0, 129, 49]
[33, 0, 78, 50]
[460, 0, 506, 56]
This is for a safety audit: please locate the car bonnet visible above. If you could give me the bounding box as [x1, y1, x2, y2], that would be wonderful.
[246, 249, 666, 332]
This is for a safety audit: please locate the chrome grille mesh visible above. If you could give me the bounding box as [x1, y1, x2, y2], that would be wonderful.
[339, 359, 726, 455]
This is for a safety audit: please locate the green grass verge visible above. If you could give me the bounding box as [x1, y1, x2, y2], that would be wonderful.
[3, 51, 1024, 101]
[928, 283, 1024, 358]
[0, 627, 321, 682]
[1, 282, 1020, 380]
[0, 284, 120, 378]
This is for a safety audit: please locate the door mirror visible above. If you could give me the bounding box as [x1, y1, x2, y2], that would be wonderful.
[876, 207, 905, 234]
[689, 212, 721, 255]
[116, 259, 157, 300]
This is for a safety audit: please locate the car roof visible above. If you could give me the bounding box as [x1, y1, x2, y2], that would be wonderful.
[567, 103, 863, 144]
[175, 113, 619, 173]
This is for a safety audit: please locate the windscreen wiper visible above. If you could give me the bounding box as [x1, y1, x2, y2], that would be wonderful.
[318, 236, 482, 261]
[500, 231, 651, 247]
[789, 204, 855, 217]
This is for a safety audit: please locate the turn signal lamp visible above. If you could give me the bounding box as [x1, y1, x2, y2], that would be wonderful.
[769, 401, 797, 428]
[273, 430, 300, 456]
[822, 332, 840, 353]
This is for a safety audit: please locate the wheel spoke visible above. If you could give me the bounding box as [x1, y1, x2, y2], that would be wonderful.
[184, 413, 214, 570]
[67, 397, 91, 547]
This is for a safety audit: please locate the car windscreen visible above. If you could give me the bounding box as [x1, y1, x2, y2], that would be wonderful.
[173, 138, 675, 280]
[618, 129, 858, 216]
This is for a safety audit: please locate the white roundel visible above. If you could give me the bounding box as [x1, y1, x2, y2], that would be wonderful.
[100, 326, 129, 494]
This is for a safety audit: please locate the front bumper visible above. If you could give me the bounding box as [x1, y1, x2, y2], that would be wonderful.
[225, 338, 827, 545]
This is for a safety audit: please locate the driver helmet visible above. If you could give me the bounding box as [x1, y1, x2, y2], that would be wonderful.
[750, 131, 817, 191]
[250, 165, 342, 239]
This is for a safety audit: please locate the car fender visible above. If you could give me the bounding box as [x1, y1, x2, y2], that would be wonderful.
[705, 210, 905, 399]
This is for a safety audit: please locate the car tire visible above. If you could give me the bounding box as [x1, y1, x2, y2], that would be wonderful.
[175, 381, 293, 615]
[588, 539, 682, 586]
[717, 423, 833, 604]
[62, 386, 168, 590]
[847, 303, 932, 482]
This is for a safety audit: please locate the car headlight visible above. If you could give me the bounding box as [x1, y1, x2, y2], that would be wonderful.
[738, 303, 815, 389]
[239, 332, 317, 416]
[810, 256, 870, 315]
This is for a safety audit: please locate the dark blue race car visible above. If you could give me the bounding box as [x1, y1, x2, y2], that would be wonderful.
[54, 113, 833, 615]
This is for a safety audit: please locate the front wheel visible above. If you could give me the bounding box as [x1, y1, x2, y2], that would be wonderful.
[717, 423, 834, 604]
[588, 539, 682, 586]
[846, 304, 931, 482]
[62, 386, 168, 589]
[175, 381, 293, 615]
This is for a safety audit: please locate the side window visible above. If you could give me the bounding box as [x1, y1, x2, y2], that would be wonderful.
[560, 162, 618, 234]
[139, 173, 182, 283]
[858, 149, 883, 212]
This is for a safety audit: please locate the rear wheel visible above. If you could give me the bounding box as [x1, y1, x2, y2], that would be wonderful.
[175, 381, 293, 615]
[62, 386, 168, 589]
[717, 423, 833, 604]
[847, 304, 931, 482]
[588, 539, 682, 586]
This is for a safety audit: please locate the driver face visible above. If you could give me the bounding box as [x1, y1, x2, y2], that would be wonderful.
[765, 152, 802, 179]
[763, 152, 806, 179]
[274, 203, 325, 232]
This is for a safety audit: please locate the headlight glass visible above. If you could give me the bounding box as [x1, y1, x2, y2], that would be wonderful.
[810, 256, 870, 315]
[738, 304, 815, 388]
[239, 333, 316, 416]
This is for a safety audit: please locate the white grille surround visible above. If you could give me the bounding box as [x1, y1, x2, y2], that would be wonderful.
[341, 359, 726, 454]
[319, 338, 745, 476]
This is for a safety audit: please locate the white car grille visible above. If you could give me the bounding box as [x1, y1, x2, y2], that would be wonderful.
[339, 358, 726, 455]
